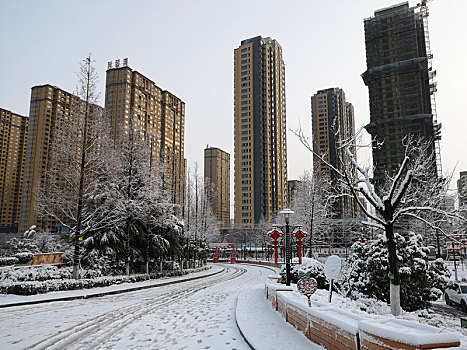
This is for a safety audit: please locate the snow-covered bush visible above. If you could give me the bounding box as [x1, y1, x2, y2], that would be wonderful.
[344, 232, 451, 311]
[1, 265, 72, 282]
[5, 237, 40, 255]
[0, 257, 18, 266]
[0, 266, 209, 295]
[14, 252, 34, 264]
[280, 257, 329, 288]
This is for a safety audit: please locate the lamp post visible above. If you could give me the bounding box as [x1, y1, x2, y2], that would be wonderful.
[280, 208, 294, 286]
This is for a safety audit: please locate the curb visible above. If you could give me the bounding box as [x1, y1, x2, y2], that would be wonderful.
[0, 267, 224, 309]
[235, 296, 255, 350]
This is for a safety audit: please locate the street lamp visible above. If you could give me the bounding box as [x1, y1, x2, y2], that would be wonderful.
[280, 208, 294, 286]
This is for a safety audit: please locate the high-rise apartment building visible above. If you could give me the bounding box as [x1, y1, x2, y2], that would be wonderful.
[234, 36, 287, 226]
[362, 2, 441, 184]
[105, 59, 186, 206]
[19, 85, 103, 232]
[204, 146, 230, 228]
[0, 108, 28, 230]
[458, 171, 467, 209]
[287, 180, 300, 208]
[311, 88, 358, 218]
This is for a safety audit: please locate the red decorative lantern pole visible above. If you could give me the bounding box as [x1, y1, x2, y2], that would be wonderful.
[229, 244, 237, 263]
[268, 227, 283, 264]
[213, 247, 221, 263]
[293, 227, 308, 264]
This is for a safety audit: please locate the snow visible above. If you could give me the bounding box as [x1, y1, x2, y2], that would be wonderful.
[0, 266, 223, 307]
[359, 318, 459, 345]
[1, 263, 323, 350]
[273, 282, 467, 348]
[324, 255, 342, 279]
[236, 287, 324, 349]
[2, 262, 467, 349]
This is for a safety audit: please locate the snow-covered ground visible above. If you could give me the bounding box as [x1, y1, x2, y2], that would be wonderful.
[2, 261, 467, 349]
[1, 263, 309, 350]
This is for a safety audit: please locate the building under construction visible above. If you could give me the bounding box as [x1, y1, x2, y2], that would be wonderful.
[362, 1, 441, 185]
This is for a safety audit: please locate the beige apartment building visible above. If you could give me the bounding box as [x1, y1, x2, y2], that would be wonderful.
[105, 59, 186, 206]
[311, 87, 358, 219]
[204, 146, 230, 228]
[0, 108, 28, 230]
[234, 36, 287, 226]
[19, 85, 103, 232]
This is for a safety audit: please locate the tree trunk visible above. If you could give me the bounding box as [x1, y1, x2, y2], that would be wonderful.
[125, 220, 130, 275]
[72, 56, 92, 280]
[386, 223, 401, 316]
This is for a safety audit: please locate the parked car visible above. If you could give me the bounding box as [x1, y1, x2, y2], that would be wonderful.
[445, 283, 467, 312]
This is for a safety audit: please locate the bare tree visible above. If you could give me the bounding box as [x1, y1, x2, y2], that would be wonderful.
[36, 55, 108, 279]
[295, 128, 466, 315]
[290, 167, 332, 257]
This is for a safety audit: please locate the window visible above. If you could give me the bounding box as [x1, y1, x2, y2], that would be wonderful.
[241, 125, 248, 129]
[242, 213, 249, 217]
[241, 88, 249, 93]
[241, 95, 248, 99]
[241, 101, 248, 105]
[241, 71, 248, 76]
[241, 118, 248, 123]
[241, 112, 248, 117]
[241, 59, 248, 64]
[241, 48, 248, 52]
[241, 107, 248, 111]
[241, 77, 248, 82]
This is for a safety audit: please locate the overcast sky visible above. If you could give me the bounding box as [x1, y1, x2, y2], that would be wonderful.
[1, 0, 466, 202]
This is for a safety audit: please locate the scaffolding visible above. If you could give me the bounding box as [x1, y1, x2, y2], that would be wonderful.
[417, 0, 443, 178]
[362, 1, 441, 181]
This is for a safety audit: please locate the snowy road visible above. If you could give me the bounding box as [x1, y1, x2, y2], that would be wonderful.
[0, 264, 277, 350]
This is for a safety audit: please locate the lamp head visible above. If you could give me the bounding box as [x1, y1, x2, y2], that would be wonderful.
[279, 208, 294, 224]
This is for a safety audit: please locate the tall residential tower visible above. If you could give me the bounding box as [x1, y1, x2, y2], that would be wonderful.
[362, 2, 440, 184]
[234, 36, 287, 226]
[19, 85, 103, 232]
[0, 108, 28, 230]
[204, 146, 230, 227]
[105, 59, 186, 206]
[311, 87, 358, 218]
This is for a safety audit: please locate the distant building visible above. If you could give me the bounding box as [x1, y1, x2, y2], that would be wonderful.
[362, 2, 441, 185]
[0, 108, 28, 231]
[233, 36, 287, 226]
[311, 87, 358, 218]
[458, 171, 467, 209]
[204, 146, 230, 228]
[105, 59, 186, 206]
[287, 180, 300, 208]
[19, 85, 103, 232]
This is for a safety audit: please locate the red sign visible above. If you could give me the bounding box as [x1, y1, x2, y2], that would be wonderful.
[297, 277, 317, 297]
